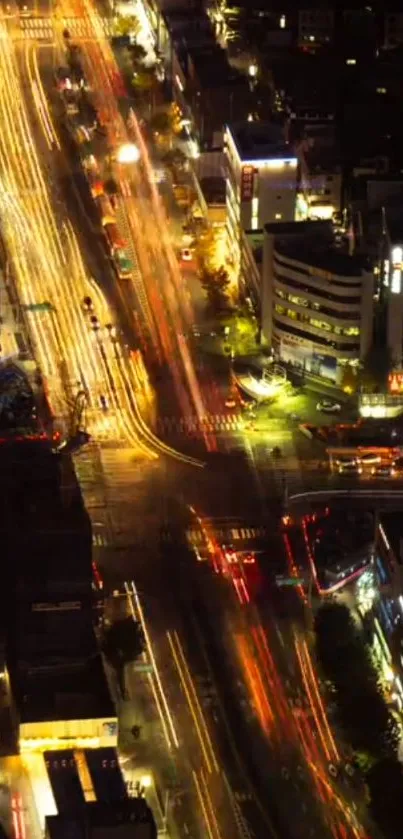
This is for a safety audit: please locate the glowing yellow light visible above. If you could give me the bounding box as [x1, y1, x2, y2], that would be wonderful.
[116, 143, 140, 164]
[140, 774, 152, 788]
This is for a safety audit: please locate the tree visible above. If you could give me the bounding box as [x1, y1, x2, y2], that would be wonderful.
[360, 344, 394, 393]
[148, 109, 175, 135]
[102, 617, 145, 698]
[132, 67, 158, 93]
[104, 177, 119, 196]
[199, 265, 231, 312]
[161, 148, 188, 171]
[340, 363, 358, 394]
[129, 43, 147, 66]
[314, 602, 399, 760]
[113, 15, 140, 38]
[367, 758, 403, 838]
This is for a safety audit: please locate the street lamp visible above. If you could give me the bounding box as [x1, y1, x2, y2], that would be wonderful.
[116, 143, 140, 164]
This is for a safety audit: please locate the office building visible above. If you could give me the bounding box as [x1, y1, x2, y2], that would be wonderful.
[261, 221, 374, 382]
[225, 121, 297, 280]
[45, 798, 157, 839]
[297, 8, 334, 48]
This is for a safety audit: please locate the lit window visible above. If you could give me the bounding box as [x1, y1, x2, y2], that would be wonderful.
[346, 58, 356, 65]
[376, 87, 387, 94]
[280, 14, 286, 28]
[392, 269, 401, 294]
[275, 213, 282, 220]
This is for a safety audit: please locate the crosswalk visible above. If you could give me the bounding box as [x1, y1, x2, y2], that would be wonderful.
[15, 15, 114, 42]
[160, 524, 267, 545]
[157, 414, 244, 435]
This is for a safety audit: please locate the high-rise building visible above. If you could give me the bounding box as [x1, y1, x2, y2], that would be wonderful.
[224, 121, 297, 282]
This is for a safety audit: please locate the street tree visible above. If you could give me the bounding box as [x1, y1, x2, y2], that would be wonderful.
[129, 43, 148, 66]
[367, 757, 403, 838]
[314, 602, 399, 760]
[131, 68, 159, 96]
[148, 108, 176, 135]
[199, 264, 231, 312]
[161, 148, 188, 171]
[113, 15, 140, 38]
[102, 617, 145, 698]
[104, 177, 119, 196]
[360, 343, 394, 392]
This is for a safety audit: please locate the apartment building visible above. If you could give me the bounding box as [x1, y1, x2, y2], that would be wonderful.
[261, 221, 374, 382]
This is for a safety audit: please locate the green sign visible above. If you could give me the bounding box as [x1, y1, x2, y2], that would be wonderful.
[275, 576, 305, 587]
[132, 662, 153, 674]
[23, 302, 54, 313]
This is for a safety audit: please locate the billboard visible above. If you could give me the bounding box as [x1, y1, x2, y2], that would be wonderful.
[241, 165, 254, 201]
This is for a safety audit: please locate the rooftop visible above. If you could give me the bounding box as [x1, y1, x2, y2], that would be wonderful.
[200, 176, 226, 205]
[227, 121, 294, 163]
[45, 798, 157, 839]
[187, 46, 245, 87]
[18, 654, 115, 724]
[265, 220, 369, 277]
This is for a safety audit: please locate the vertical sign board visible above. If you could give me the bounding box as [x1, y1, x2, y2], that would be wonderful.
[241, 165, 254, 201]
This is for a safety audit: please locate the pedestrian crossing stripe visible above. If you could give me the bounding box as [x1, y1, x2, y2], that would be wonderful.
[17, 15, 113, 40]
[160, 526, 267, 544]
[157, 415, 245, 433]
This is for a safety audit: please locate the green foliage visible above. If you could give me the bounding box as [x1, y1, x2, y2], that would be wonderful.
[113, 15, 140, 38]
[102, 617, 144, 671]
[199, 265, 231, 311]
[148, 109, 175, 134]
[129, 43, 147, 65]
[104, 177, 119, 196]
[367, 758, 403, 838]
[132, 67, 158, 93]
[360, 344, 394, 393]
[314, 602, 399, 760]
[161, 148, 188, 171]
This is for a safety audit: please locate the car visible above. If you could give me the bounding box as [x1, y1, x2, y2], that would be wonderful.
[336, 456, 357, 467]
[371, 464, 395, 478]
[83, 296, 93, 311]
[338, 463, 362, 476]
[359, 453, 381, 465]
[180, 247, 192, 262]
[221, 544, 236, 562]
[317, 400, 341, 413]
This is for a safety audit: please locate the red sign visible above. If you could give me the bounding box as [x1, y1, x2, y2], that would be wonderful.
[389, 372, 403, 393]
[241, 165, 254, 201]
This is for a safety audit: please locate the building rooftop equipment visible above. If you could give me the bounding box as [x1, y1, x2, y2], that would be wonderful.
[227, 121, 292, 163]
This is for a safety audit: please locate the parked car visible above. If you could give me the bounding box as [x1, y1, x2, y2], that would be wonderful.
[338, 463, 362, 476]
[317, 400, 341, 414]
[371, 464, 395, 478]
[359, 453, 381, 465]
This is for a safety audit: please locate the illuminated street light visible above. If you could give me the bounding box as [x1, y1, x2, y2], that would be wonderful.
[248, 63, 258, 78]
[116, 143, 140, 164]
[140, 774, 152, 789]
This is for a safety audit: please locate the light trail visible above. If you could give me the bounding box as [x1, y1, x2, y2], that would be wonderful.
[126, 581, 179, 749]
[55, 0, 214, 449]
[167, 630, 219, 774]
[192, 770, 216, 839]
[296, 637, 339, 763]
